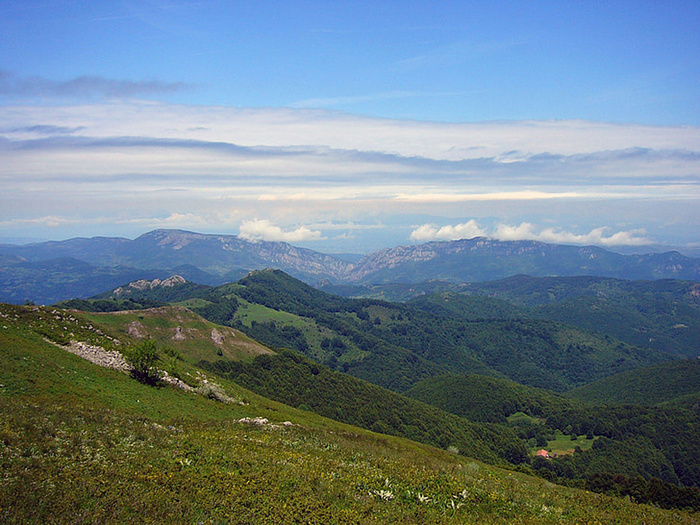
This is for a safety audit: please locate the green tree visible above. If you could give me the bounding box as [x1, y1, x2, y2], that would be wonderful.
[126, 340, 160, 385]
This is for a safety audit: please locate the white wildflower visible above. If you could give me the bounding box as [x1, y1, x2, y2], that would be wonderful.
[455, 489, 469, 499]
[371, 490, 395, 501]
[417, 493, 431, 504]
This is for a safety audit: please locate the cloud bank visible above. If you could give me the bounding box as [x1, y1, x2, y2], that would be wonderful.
[410, 221, 487, 241]
[411, 221, 652, 247]
[0, 101, 698, 251]
[239, 219, 324, 243]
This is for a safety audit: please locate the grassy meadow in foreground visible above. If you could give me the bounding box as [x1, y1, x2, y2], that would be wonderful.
[0, 303, 696, 523]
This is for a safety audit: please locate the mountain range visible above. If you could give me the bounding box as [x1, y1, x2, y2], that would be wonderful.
[60, 269, 681, 391]
[1, 228, 700, 304]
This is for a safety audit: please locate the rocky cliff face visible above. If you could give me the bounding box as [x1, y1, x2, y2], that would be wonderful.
[130, 230, 353, 281]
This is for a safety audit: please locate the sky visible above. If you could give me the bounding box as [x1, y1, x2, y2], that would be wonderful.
[1, 1, 699, 255]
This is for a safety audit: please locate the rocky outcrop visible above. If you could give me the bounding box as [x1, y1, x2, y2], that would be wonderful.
[61, 340, 131, 372]
[113, 275, 186, 296]
[211, 328, 225, 344]
[172, 326, 187, 341]
[127, 320, 147, 338]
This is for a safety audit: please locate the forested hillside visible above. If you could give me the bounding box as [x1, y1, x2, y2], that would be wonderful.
[405, 373, 576, 424]
[188, 270, 667, 393]
[64, 270, 676, 394]
[344, 275, 700, 361]
[567, 359, 700, 406]
[398, 369, 700, 498]
[454, 275, 700, 358]
[201, 350, 527, 465]
[541, 405, 700, 489]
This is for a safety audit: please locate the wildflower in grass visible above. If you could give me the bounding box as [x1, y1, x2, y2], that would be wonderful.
[447, 499, 464, 511]
[455, 489, 469, 500]
[417, 493, 431, 504]
[370, 489, 394, 501]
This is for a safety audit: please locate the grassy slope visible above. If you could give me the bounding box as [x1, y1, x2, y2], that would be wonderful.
[1, 305, 695, 523]
[70, 304, 529, 466]
[80, 306, 273, 364]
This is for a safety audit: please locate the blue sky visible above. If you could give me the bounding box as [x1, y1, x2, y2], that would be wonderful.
[1, 1, 699, 254]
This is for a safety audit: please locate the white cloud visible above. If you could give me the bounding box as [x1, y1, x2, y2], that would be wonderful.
[492, 223, 652, 246]
[410, 221, 487, 241]
[0, 215, 79, 228]
[238, 219, 324, 243]
[0, 102, 697, 249]
[150, 213, 210, 228]
[410, 221, 653, 247]
[3, 102, 698, 161]
[395, 190, 585, 202]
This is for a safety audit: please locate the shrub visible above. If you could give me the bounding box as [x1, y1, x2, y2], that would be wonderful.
[125, 340, 161, 385]
[194, 381, 236, 404]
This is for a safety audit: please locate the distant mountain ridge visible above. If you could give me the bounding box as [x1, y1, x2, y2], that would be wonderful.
[1, 229, 352, 280]
[349, 237, 700, 283]
[1, 229, 699, 304]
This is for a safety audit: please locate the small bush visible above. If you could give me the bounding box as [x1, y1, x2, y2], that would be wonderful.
[195, 381, 236, 404]
[125, 340, 161, 385]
